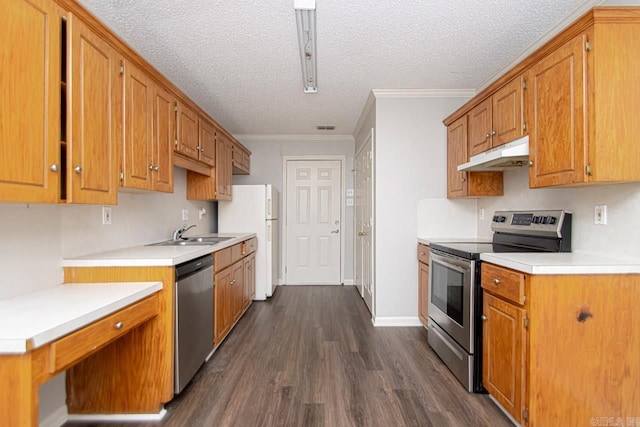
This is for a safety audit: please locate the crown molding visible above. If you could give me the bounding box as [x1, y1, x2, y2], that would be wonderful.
[371, 89, 476, 98]
[233, 134, 355, 142]
[476, 0, 606, 91]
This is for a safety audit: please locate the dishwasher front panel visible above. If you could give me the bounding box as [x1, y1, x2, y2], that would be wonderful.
[175, 261, 214, 394]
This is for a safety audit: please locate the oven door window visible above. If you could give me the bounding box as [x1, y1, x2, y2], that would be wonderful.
[431, 260, 465, 326]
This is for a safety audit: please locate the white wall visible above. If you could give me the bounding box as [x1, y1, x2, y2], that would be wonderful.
[477, 168, 640, 260]
[232, 137, 356, 281]
[0, 167, 213, 425]
[372, 96, 469, 319]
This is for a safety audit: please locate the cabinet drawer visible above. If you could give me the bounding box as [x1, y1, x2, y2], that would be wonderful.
[49, 294, 158, 374]
[417, 244, 429, 264]
[481, 263, 525, 305]
[215, 247, 232, 272]
[231, 243, 243, 264]
[245, 238, 257, 255]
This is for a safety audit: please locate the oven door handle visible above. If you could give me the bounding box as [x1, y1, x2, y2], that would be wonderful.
[431, 254, 469, 274]
[429, 323, 465, 360]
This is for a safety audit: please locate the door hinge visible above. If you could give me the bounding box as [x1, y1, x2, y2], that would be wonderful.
[522, 80, 527, 90]
[119, 171, 124, 181]
[586, 164, 593, 176]
[522, 122, 527, 132]
[174, 139, 178, 148]
[174, 102, 178, 113]
[524, 317, 529, 330]
[523, 408, 529, 423]
[584, 41, 591, 52]
[119, 60, 124, 75]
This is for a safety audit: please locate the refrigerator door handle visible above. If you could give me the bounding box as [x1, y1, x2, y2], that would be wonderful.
[267, 198, 272, 218]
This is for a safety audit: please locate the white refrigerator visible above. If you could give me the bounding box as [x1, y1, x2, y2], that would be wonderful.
[218, 185, 279, 300]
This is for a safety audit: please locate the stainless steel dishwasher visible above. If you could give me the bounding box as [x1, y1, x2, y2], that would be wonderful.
[174, 254, 214, 393]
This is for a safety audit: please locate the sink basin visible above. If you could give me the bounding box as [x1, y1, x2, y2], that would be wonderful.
[146, 236, 233, 246]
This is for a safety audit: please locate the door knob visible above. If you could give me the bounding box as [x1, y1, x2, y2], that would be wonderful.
[331, 229, 339, 234]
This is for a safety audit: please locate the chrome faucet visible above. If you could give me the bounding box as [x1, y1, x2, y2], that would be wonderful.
[172, 224, 197, 241]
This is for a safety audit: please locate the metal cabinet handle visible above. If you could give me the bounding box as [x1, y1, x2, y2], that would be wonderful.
[114, 321, 123, 330]
[491, 130, 496, 136]
[528, 161, 534, 167]
[485, 133, 490, 139]
[74, 166, 82, 173]
[149, 165, 154, 170]
[493, 278, 501, 285]
[154, 166, 159, 171]
[481, 315, 488, 321]
[50, 164, 59, 172]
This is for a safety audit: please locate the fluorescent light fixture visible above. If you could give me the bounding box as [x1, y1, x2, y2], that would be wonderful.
[294, 0, 317, 93]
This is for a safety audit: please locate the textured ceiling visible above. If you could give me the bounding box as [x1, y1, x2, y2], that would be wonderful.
[77, 0, 600, 137]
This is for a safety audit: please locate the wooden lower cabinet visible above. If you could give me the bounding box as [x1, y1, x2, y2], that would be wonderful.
[482, 292, 526, 422]
[213, 239, 257, 346]
[481, 263, 640, 426]
[417, 243, 429, 327]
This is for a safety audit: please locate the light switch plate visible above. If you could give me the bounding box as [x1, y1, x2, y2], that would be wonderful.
[346, 198, 354, 207]
[594, 205, 607, 225]
[102, 207, 112, 225]
[346, 188, 354, 197]
[182, 209, 189, 221]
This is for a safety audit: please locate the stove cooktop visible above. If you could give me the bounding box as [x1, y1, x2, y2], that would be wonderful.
[429, 242, 548, 260]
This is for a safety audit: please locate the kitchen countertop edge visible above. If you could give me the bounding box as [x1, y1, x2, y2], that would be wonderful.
[62, 233, 257, 267]
[480, 252, 640, 275]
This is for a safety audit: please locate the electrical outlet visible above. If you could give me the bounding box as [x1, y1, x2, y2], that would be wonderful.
[102, 207, 112, 225]
[182, 209, 189, 221]
[594, 205, 607, 225]
[346, 198, 354, 207]
[478, 208, 485, 220]
[346, 188, 354, 197]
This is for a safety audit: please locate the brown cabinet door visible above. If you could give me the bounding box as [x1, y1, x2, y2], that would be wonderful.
[214, 267, 232, 345]
[1, 0, 63, 203]
[482, 292, 526, 423]
[68, 15, 120, 204]
[176, 101, 199, 160]
[198, 118, 216, 167]
[418, 262, 429, 327]
[122, 61, 153, 191]
[244, 252, 256, 308]
[215, 133, 233, 201]
[468, 98, 492, 156]
[526, 32, 588, 188]
[231, 261, 244, 323]
[492, 76, 523, 147]
[153, 85, 174, 193]
[447, 116, 468, 198]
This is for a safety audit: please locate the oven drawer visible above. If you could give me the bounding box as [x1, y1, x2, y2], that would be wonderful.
[481, 263, 526, 305]
[417, 244, 429, 264]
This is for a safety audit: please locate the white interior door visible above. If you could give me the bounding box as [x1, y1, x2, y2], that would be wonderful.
[355, 132, 374, 315]
[285, 159, 342, 285]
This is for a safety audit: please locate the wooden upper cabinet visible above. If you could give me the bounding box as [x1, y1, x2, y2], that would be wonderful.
[216, 132, 233, 201]
[232, 142, 251, 175]
[122, 61, 154, 191]
[468, 98, 492, 156]
[525, 32, 587, 188]
[152, 85, 174, 193]
[68, 14, 120, 205]
[447, 116, 468, 198]
[468, 77, 523, 157]
[447, 115, 504, 199]
[0, 0, 63, 203]
[482, 292, 526, 423]
[176, 101, 199, 159]
[198, 118, 216, 167]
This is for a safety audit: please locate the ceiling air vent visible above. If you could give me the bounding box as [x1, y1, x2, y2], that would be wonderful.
[316, 125, 335, 130]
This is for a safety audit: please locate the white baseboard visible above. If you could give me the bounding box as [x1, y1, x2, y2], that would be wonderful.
[373, 316, 423, 327]
[67, 408, 167, 423]
[342, 279, 354, 286]
[40, 405, 68, 427]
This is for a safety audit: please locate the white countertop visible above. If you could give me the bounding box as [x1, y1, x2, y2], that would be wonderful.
[62, 233, 256, 267]
[480, 252, 640, 275]
[0, 281, 162, 354]
[418, 237, 491, 245]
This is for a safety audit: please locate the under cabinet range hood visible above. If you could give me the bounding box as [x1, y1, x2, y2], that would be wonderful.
[457, 136, 529, 172]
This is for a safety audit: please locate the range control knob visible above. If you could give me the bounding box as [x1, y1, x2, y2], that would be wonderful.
[492, 216, 498, 222]
[539, 216, 547, 224]
[498, 216, 506, 223]
[547, 216, 557, 224]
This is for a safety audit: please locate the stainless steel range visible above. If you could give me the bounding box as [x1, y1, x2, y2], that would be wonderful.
[427, 210, 572, 392]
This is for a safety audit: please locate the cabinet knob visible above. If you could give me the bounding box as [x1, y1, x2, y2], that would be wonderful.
[230, 279, 237, 285]
[50, 164, 59, 172]
[485, 133, 490, 139]
[154, 166, 159, 171]
[74, 166, 82, 174]
[491, 130, 496, 136]
[419, 252, 425, 256]
[114, 321, 123, 330]
[149, 165, 154, 170]
[493, 278, 501, 285]
[481, 315, 488, 321]
[528, 161, 534, 167]
[461, 177, 466, 182]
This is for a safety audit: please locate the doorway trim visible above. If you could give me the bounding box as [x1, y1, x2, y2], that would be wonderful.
[282, 155, 346, 285]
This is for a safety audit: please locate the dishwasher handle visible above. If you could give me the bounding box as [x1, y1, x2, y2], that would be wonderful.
[175, 254, 214, 281]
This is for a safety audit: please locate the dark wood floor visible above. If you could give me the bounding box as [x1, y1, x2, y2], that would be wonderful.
[66, 286, 512, 427]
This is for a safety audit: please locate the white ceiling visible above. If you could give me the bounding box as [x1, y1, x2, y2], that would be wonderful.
[77, 0, 601, 137]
